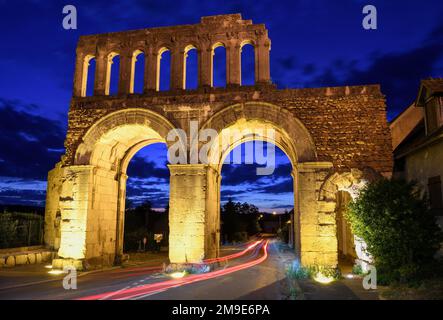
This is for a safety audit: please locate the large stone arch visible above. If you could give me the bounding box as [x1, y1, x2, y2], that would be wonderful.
[47, 109, 177, 270]
[168, 102, 327, 267]
[202, 102, 317, 168]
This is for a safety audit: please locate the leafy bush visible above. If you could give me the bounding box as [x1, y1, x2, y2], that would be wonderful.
[352, 264, 366, 275]
[286, 262, 314, 280]
[346, 179, 443, 284]
[0, 212, 44, 248]
[286, 261, 340, 280]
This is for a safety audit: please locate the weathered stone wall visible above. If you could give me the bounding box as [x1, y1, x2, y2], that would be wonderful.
[44, 14, 393, 270]
[63, 84, 393, 175]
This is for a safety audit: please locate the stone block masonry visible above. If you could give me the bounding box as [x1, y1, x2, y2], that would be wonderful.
[44, 14, 393, 270]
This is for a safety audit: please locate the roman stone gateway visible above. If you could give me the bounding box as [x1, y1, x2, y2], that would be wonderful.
[44, 14, 393, 270]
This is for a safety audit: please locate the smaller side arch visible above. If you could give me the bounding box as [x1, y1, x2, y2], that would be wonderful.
[317, 167, 381, 271]
[318, 167, 381, 201]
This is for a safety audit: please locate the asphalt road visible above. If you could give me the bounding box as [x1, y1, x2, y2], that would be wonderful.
[0, 240, 291, 300]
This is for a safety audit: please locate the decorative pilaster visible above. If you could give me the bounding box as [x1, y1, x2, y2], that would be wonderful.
[94, 51, 108, 95]
[73, 52, 86, 97]
[198, 46, 213, 87]
[227, 41, 241, 86]
[118, 51, 133, 95]
[144, 47, 158, 92]
[255, 39, 271, 84]
[171, 47, 185, 90]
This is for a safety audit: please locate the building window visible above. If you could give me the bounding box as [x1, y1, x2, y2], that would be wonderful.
[428, 176, 443, 215]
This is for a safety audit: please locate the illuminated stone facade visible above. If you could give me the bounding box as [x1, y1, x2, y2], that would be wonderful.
[44, 14, 393, 270]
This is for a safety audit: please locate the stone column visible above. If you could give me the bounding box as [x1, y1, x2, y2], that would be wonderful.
[73, 52, 86, 97]
[297, 162, 337, 268]
[171, 47, 185, 90]
[118, 51, 133, 95]
[44, 162, 64, 250]
[115, 173, 128, 262]
[94, 51, 108, 95]
[226, 41, 241, 86]
[198, 46, 213, 88]
[255, 39, 271, 84]
[144, 47, 158, 92]
[291, 169, 301, 259]
[168, 164, 220, 264]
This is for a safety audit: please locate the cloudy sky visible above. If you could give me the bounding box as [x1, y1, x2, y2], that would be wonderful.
[0, 0, 442, 210]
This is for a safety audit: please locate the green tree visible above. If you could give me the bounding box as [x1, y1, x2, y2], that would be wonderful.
[221, 200, 261, 242]
[346, 179, 443, 284]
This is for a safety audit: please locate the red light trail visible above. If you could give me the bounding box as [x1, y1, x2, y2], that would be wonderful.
[78, 240, 269, 300]
[107, 240, 262, 279]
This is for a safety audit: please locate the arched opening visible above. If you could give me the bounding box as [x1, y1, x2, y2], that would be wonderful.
[157, 47, 171, 91]
[335, 190, 357, 271]
[131, 50, 145, 94]
[83, 55, 96, 97]
[240, 42, 255, 86]
[63, 109, 176, 266]
[212, 43, 226, 87]
[106, 52, 120, 95]
[220, 141, 294, 245]
[123, 143, 169, 262]
[318, 169, 378, 271]
[184, 45, 198, 90]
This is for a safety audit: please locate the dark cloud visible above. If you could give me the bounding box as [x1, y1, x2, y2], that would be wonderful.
[0, 189, 46, 207]
[258, 178, 293, 194]
[0, 99, 65, 180]
[125, 183, 169, 208]
[302, 63, 316, 76]
[126, 156, 169, 181]
[221, 162, 292, 186]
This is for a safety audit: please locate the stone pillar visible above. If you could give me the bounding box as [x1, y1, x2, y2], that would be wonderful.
[52, 165, 95, 270]
[144, 47, 158, 92]
[52, 165, 119, 270]
[94, 51, 108, 95]
[44, 162, 64, 250]
[291, 169, 301, 258]
[115, 173, 128, 262]
[255, 39, 271, 84]
[73, 52, 86, 97]
[118, 51, 133, 95]
[171, 47, 185, 90]
[227, 41, 241, 86]
[168, 164, 220, 264]
[297, 162, 337, 268]
[198, 46, 213, 88]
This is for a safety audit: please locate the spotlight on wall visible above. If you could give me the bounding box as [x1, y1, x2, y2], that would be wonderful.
[48, 269, 64, 275]
[313, 272, 334, 284]
[169, 271, 186, 279]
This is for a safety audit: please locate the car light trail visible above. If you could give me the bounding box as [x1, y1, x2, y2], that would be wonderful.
[78, 240, 269, 300]
[202, 240, 262, 264]
[109, 240, 262, 279]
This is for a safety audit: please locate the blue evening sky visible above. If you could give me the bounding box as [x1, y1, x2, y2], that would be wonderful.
[0, 1, 442, 210]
